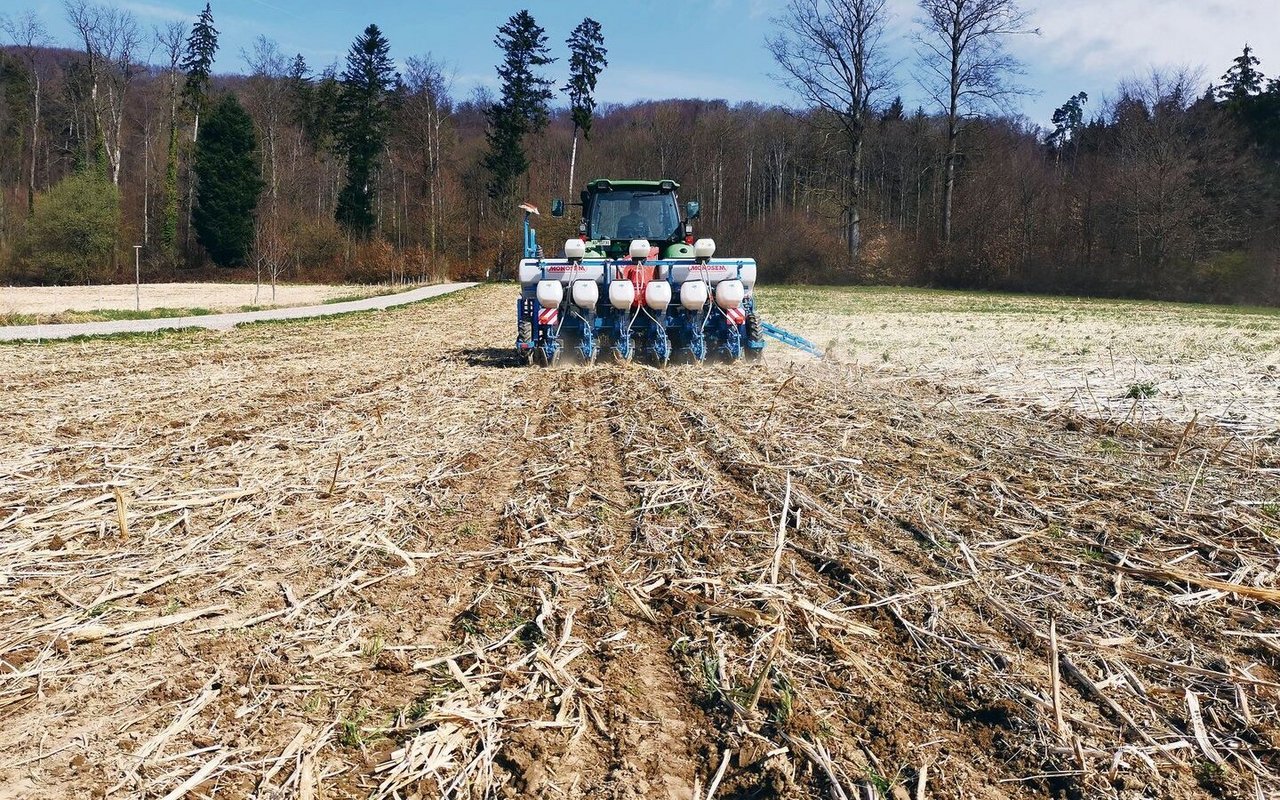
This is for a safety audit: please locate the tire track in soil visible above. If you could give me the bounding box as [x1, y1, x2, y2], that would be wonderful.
[347, 367, 715, 800]
[488, 369, 716, 800]
[310, 367, 568, 795]
[612, 366, 1055, 799]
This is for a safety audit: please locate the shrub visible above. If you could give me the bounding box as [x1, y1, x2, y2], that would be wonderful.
[24, 171, 119, 284]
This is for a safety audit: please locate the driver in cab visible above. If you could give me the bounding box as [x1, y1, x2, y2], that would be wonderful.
[617, 198, 649, 239]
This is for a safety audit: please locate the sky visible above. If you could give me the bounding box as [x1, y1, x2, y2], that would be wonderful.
[17, 0, 1280, 131]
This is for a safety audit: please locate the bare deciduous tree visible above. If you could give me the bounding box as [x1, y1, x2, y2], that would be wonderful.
[243, 36, 286, 203]
[768, 0, 892, 269]
[64, 0, 141, 186]
[2, 10, 51, 214]
[917, 0, 1036, 244]
[252, 215, 291, 304]
[403, 56, 454, 260]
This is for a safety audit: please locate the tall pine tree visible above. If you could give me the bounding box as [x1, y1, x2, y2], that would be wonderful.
[1218, 44, 1265, 101]
[193, 94, 263, 266]
[335, 24, 396, 238]
[483, 10, 555, 207]
[181, 4, 218, 143]
[563, 18, 607, 195]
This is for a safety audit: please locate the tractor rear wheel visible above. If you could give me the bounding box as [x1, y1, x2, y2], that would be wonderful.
[745, 313, 764, 361]
[518, 320, 534, 365]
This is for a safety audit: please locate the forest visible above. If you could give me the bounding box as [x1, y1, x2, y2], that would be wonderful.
[0, 1, 1278, 305]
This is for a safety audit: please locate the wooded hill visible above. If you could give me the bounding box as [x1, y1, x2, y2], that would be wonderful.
[1, 5, 1277, 305]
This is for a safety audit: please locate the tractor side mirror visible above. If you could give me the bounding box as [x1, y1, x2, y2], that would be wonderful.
[551, 198, 565, 217]
[685, 201, 701, 220]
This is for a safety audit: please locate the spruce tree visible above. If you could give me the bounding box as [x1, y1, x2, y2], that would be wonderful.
[1217, 45, 1265, 101]
[285, 54, 311, 132]
[334, 23, 396, 238]
[193, 94, 263, 266]
[563, 18, 607, 194]
[881, 96, 906, 124]
[483, 10, 555, 206]
[181, 4, 219, 142]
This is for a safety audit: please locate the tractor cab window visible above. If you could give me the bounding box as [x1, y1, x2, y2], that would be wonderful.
[590, 190, 680, 241]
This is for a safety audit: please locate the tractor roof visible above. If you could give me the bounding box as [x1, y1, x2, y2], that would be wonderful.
[585, 179, 680, 192]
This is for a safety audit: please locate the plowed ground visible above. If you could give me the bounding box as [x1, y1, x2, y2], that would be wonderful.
[1, 284, 1277, 800]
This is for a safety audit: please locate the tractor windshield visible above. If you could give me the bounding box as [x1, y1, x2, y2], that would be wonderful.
[590, 190, 681, 242]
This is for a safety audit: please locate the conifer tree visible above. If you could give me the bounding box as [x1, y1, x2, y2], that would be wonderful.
[334, 23, 396, 238]
[563, 18, 607, 194]
[483, 10, 555, 207]
[181, 3, 218, 142]
[285, 54, 311, 132]
[1049, 91, 1089, 146]
[193, 94, 262, 266]
[1218, 44, 1265, 101]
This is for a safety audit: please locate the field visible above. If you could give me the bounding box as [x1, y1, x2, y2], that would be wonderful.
[0, 283, 403, 324]
[1, 284, 1278, 800]
[769, 287, 1280, 432]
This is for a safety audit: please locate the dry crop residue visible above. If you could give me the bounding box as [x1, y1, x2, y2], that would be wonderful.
[766, 287, 1280, 433]
[1, 284, 1277, 799]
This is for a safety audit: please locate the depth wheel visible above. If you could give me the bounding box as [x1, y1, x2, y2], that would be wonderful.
[535, 347, 562, 368]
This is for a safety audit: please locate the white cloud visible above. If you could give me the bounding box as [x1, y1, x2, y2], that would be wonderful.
[1019, 0, 1280, 84]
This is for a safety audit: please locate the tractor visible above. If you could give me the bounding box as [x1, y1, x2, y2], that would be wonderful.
[514, 178, 821, 366]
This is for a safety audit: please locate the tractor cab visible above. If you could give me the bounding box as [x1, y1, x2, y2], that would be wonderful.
[553, 179, 699, 260]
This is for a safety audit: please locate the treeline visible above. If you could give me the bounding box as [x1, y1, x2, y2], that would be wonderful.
[0, 3, 1278, 305]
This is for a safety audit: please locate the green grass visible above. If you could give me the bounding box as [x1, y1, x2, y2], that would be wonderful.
[360, 634, 385, 660]
[0, 306, 216, 326]
[231, 284, 479, 331]
[322, 285, 419, 304]
[338, 708, 373, 748]
[1125, 382, 1159, 399]
[0, 327, 211, 346]
[0, 282, 434, 328]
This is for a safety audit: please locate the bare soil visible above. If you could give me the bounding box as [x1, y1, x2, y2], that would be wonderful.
[1, 284, 1277, 799]
[0, 282, 394, 318]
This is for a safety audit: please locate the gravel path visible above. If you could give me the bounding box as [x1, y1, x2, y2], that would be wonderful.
[0, 282, 478, 341]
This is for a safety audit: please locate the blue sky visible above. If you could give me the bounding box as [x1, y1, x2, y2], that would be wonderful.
[20, 0, 1280, 132]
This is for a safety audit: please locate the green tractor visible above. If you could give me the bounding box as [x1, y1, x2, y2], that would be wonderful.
[515, 178, 818, 365]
